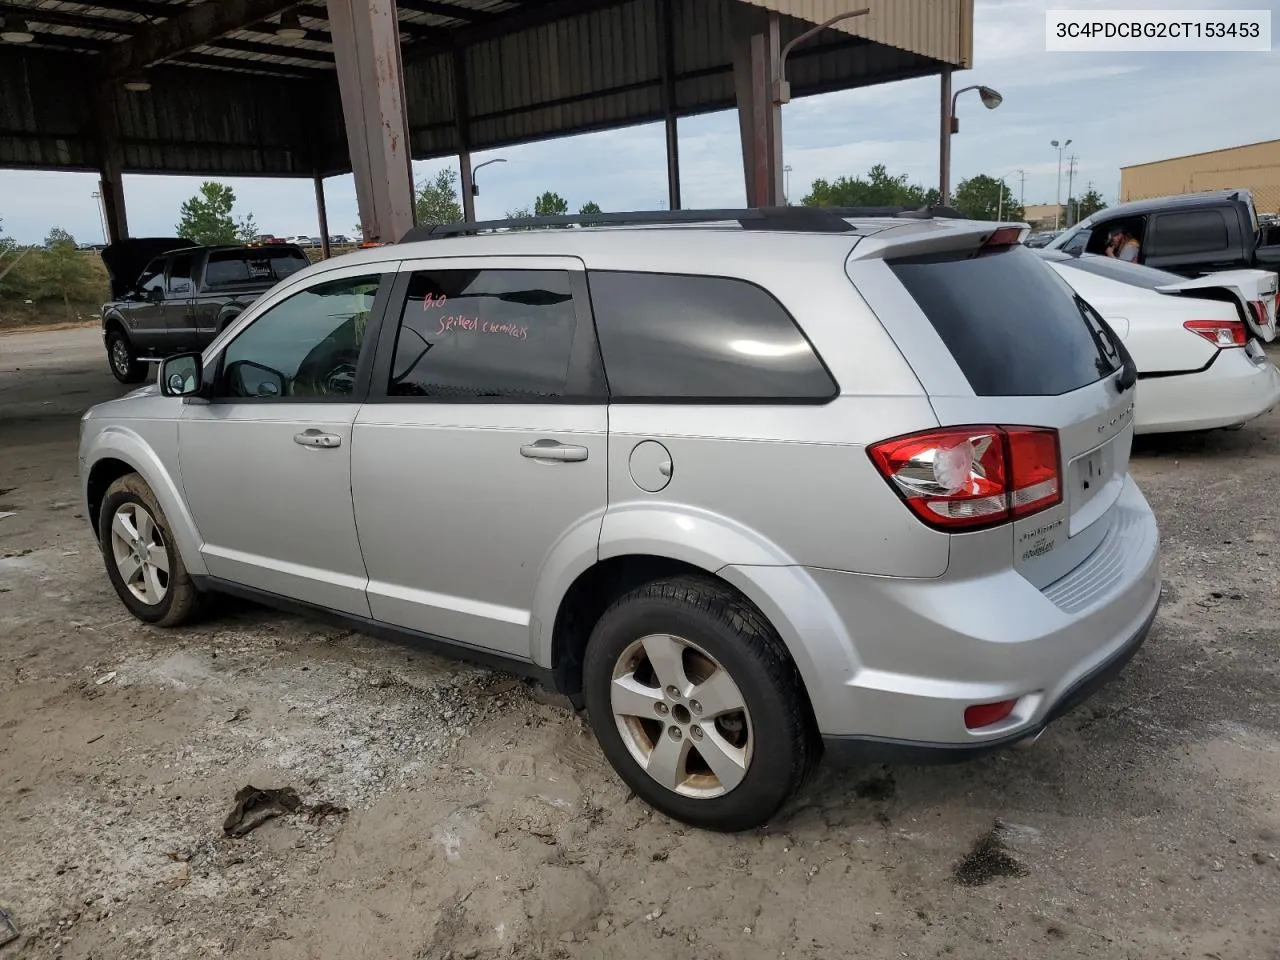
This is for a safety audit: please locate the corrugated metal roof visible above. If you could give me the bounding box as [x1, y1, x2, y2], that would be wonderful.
[1, 0, 971, 176]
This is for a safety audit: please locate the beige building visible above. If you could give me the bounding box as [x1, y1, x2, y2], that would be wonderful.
[1121, 140, 1280, 214]
[1022, 203, 1062, 231]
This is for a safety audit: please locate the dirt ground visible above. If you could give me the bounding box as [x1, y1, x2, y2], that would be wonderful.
[2, 327, 1279, 960]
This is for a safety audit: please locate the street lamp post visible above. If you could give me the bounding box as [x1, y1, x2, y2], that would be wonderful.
[463, 157, 506, 222]
[940, 83, 1003, 206]
[770, 9, 870, 206]
[1051, 139, 1072, 230]
[783, 164, 793, 205]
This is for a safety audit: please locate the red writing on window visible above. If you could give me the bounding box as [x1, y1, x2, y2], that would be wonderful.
[436, 315, 529, 340]
[422, 293, 448, 310]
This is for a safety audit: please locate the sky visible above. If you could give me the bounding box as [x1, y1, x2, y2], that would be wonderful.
[1, 0, 1278, 244]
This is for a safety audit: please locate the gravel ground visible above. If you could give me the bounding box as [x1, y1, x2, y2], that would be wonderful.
[2, 327, 1279, 960]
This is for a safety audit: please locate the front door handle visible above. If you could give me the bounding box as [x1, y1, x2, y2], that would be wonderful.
[520, 440, 588, 462]
[294, 429, 342, 449]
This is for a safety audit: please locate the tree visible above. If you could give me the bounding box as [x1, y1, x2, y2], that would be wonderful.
[236, 212, 260, 244]
[39, 226, 97, 318]
[579, 201, 602, 215]
[176, 181, 240, 245]
[1076, 188, 1107, 221]
[534, 191, 569, 218]
[952, 174, 1023, 222]
[802, 164, 938, 209]
[414, 168, 463, 225]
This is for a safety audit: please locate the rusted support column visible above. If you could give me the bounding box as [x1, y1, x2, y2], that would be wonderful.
[454, 48, 476, 223]
[315, 175, 332, 258]
[327, 0, 416, 243]
[660, 0, 681, 210]
[939, 66, 953, 206]
[92, 84, 129, 242]
[730, 3, 782, 207]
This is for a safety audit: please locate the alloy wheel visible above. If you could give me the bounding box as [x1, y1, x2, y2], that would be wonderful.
[109, 502, 170, 605]
[610, 633, 753, 799]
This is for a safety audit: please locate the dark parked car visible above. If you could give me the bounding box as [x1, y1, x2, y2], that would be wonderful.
[101, 238, 309, 383]
[1047, 189, 1280, 278]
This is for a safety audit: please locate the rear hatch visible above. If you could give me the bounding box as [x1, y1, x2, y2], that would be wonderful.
[848, 226, 1135, 589]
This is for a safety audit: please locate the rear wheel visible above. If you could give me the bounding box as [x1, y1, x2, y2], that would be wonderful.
[106, 328, 146, 384]
[99, 474, 203, 626]
[582, 575, 815, 832]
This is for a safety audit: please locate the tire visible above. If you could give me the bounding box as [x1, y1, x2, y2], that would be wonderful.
[98, 474, 204, 627]
[106, 327, 147, 384]
[582, 575, 815, 832]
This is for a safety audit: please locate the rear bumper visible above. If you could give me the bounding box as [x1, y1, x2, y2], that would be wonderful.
[722, 476, 1161, 755]
[821, 597, 1157, 764]
[1135, 347, 1280, 434]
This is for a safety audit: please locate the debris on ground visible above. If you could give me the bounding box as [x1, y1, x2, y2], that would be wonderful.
[0, 906, 18, 948]
[93, 671, 116, 685]
[953, 827, 1030, 886]
[221, 786, 347, 838]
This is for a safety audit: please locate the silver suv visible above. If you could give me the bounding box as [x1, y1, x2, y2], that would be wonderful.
[79, 208, 1161, 831]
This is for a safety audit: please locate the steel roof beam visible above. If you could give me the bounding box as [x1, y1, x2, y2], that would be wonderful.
[0, 2, 140, 33]
[104, 0, 305, 75]
[207, 37, 333, 64]
[404, 0, 623, 60]
[397, 0, 494, 22]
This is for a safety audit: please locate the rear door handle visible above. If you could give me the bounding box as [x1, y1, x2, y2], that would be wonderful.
[294, 430, 342, 449]
[520, 440, 588, 462]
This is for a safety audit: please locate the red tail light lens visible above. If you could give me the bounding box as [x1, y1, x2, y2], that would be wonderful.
[983, 226, 1023, 247]
[868, 426, 1062, 531]
[1183, 319, 1246, 347]
[965, 699, 1017, 729]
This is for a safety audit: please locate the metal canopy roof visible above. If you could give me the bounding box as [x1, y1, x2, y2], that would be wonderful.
[0, 0, 972, 178]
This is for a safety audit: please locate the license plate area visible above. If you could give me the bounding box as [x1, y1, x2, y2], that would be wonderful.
[1067, 438, 1118, 536]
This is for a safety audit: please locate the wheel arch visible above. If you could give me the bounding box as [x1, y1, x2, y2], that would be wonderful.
[84, 433, 207, 577]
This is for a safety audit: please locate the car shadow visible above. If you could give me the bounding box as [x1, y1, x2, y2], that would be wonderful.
[1132, 421, 1280, 460]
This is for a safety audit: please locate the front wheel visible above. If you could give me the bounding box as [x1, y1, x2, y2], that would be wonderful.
[98, 474, 204, 626]
[582, 576, 816, 832]
[106, 328, 146, 384]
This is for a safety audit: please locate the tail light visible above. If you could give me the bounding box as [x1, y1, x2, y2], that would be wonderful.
[1183, 319, 1246, 348]
[983, 226, 1023, 247]
[868, 426, 1062, 532]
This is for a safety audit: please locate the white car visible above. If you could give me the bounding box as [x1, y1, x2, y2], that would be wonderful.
[1038, 251, 1280, 434]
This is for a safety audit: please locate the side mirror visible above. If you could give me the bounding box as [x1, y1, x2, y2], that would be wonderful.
[147, 286, 164, 304]
[160, 353, 203, 398]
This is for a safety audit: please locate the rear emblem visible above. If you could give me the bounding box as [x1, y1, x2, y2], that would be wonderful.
[1098, 403, 1134, 434]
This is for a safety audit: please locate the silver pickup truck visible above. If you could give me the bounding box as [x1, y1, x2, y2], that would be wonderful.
[101, 238, 309, 383]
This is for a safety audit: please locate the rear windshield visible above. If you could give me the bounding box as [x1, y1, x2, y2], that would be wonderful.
[1050, 253, 1186, 290]
[889, 244, 1121, 397]
[205, 248, 308, 287]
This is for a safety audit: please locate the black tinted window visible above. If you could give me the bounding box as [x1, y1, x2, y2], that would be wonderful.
[889, 244, 1120, 397]
[1154, 210, 1229, 255]
[138, 258, 165, 295]
[388, 270, 579, 401]
[587, 272, 836, 401]
[168, 253, 193, 293]
[206, 248, 309, 287]
[1057, 254, 1186, 289]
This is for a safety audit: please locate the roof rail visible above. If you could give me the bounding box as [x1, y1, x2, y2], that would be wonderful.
[398, 204, 968, 243]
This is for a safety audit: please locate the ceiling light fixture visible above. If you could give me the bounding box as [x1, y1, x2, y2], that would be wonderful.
[1, 16, 34, 43]
[123, 73, 152, 92]
[275, 11, 306, 40]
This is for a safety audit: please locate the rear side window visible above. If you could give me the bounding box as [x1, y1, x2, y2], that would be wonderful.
[587, 272, 837, 402]
[206, 248, 309, 287]
[889, 245, 1120, 397]
[1152, 210, 1229, 255]
[387, 269, 585, 401]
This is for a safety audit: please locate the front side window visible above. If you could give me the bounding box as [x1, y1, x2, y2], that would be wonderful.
[137, 258, 165, 296]
[1060, 228, 1088, 255]
[587, 271, 837, 402]
[387, 269, 579, 401]
[217, 274, 381, 399]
